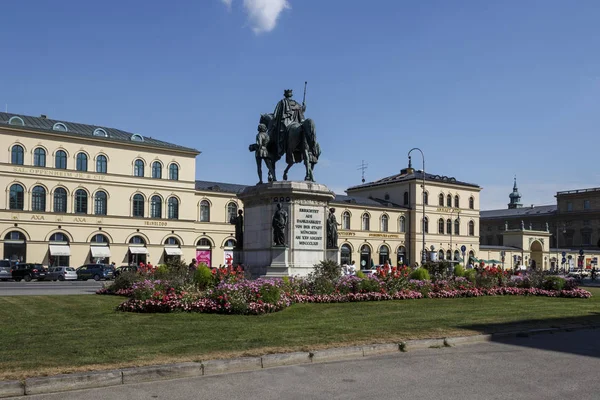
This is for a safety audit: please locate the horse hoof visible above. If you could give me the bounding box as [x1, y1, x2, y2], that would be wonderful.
[283, 175, 288, 181]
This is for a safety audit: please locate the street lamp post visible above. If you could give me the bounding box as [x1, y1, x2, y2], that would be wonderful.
[408, 148, 426, 265]
[450, 209, 460, 263]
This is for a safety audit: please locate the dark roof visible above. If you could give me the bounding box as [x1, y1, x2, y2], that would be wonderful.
[347, 169, 480, 191]
[195, 180, 249, 194]
[480, 205, 557, 219]
[332, 194, 408, 209]
[0, 112, 200, 154]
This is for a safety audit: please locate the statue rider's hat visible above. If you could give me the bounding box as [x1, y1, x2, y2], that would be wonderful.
[283, 89, 293, 97]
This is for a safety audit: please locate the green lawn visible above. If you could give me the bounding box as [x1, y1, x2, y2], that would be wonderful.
[1, 288, 599, 380]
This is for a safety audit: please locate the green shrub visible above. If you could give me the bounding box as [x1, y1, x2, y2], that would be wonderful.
[312, 277, 336, 294]
[108, 271, 141, 292]
[453, 264, 465, 277]
[422, 261, 452, 280]
[464, 269, 476, 282]
[356, 270, 366, 279]
[409, 267, 430, 281]
[259, 284, 282, 304]
[193, 264, 213, 290]
[542, 276, 566, 291]
[310, 260, 342, 282]
[152, 259, 193, 287]
[359, 277, 382, 293]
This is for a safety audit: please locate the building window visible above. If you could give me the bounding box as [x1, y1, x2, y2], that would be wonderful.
[131, 134, 144, 142]
[8, 116, 25, 126]
[33, 148, 46, 167]
[341, 244, 352, 266]
[150, 195, 162, 218]
[567, 202, 573, 212]
[50, 232, 68, 242]
[438, 193, 444, 206]
[53, 188, 67, 213]
[132, 194, 144, 217]
[55, 150, 67, 169]
[134, 159, 144, 177]
[584, 200, 590, 210]
[438, 218, 444, 234]
[446, 250, 452, 260]
[152, 162, 162, 179]
[342, 211, 350, 230]
[200, 200, 210, 222]
[378, 245, 390, 265]
[403, 192, 409, 205]
[438, 250, 445, 260]
[454, 195, 459, 208]
[197, 238, 211, 247]
[381, 215, 389, 232]
[93, 128, 108, 137]
[227, 202, 238, 223]
[31, 186, 46, 212]
[129, 235, 145, 245]
[362, 213, 370, 231]
[454, 219, 460, 235]
[469, 196, 474, 210]
[9, 184, 24, 210]
[75, 189, 88, 214]
[91, 234, 108, 243]
[169, 164, 179, 180]
[399, 216, 406, 233]
[423, 217, 429, 234]
[96, 155, 107, 173]
[11, 145, 24, 165]
[446, 219, 452, 234]
[582, 231, 592, 245]
[53, 123, 68, 132]
[446, 194, 452, 207]
[76, 153, 88, 172]
[168, 197, 179, 219]
[423, 192, 428, 205]
[468, 220, 475, 236]
[94, 191, 107, 215]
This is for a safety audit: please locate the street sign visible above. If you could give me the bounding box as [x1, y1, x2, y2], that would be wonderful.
[460, 245, 466, 253]
[561, 251, 566, 257]
[579, 249, 584, 256]
[561, 257, 566, 264]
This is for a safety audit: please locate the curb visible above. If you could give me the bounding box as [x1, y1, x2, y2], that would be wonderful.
[3, 324, 599, 398]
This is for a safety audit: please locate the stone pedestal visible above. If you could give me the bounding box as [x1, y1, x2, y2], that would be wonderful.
[238, 181, 335, 277]
[326, 248, 340, 264]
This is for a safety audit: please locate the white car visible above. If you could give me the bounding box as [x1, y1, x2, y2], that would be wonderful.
[48, 267, 78, 281]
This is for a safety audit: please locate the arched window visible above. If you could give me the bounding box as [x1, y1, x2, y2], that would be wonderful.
[446, 194, 452, 207]
[454, 219, 460, 235]
[33, 148, 46, 167]
[53, 123, 68, 132]
[131, 134, 144, 142]
[50, 232, 68, 242]
[438, 193, 444, 206]
[96, 155, 107, 173]
[11, 145, 24, 165]
[169, 163, 179, 180]
[342, 211, 350, 230]
[197, 238, 211, 247]
[91, 234, 108, 243]
[75, 189, 88, 214]
[446, 250, 452, 261]
[423, 191, 428, 205]
[439, 250, 445, 260]
[468, 220, 475, 236]
[454, 250, 460, 261]
[134, 159, 144, 177]
[129, 235, 146, 245]
[446, 219, 452, 234]
[340, 244, 352, 266]
[76, 153, 88, 172]
[224, 239, 236, 248]
[132, 194, 144, 217]
[165, 237, 180, 246]
[423, 217, 429, 233]
[9, 184, 24, 210]
[380, 214, 389, 232]
[168, 197, 179, 219]
[53, 188, 67, 213]
[378, 245, 390, 265]
[227, 202, 238, 223]
[399, 216, 406, 233]
[8, 116, 25, 126]
[55, 150, 67, 169]
[403, 191, 409, 205]
[93, 128, 108, 137]
[152, 161, 162, 179]
[94, 191, 107, 215]
[362, 213, 370, 231]
[454, 195, 460, 208]
[438, 218, 444, 234]
[150, 195, 162, 218]
[469, 196, 474, 209]
[31, 186, 46, 212]
[200, 200, 210, 222]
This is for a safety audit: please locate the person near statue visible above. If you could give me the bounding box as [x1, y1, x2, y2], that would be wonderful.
[326, 207, 339, 248]
[230, 209, 244, 249]
[249, 123, 275, 184]
[272, 203, 288, 246]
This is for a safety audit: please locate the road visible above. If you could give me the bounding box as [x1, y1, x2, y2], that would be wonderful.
[0, 281, 104, 296]
[10, 329, 600, 400]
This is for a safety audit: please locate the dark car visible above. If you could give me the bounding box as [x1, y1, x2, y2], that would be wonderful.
[114, 265, 138, 278]
[76, 264, 115, 281]
[0, 260, 13, 281]
[12, 263, 47, 282]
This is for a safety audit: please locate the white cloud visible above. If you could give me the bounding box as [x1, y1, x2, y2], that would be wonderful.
[221, 0, 290, 34]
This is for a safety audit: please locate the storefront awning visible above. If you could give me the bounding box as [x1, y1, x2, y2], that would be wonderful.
[90, 246, 111, 258]
[164, 247, 183, 256]
[129, 246, 148, 254]
[49, 244, 71, 256]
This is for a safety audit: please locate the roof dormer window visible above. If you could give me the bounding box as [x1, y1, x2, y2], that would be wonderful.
[53, 122, 68, 132]
[131, 134, 144, 142]
[8, 116, 25, 126]
[93, 128, 108, 137]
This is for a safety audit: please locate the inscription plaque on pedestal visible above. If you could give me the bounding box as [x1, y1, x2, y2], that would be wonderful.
[293, 206, 324, 250]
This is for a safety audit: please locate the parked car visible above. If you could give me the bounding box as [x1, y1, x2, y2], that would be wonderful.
[114, 265, 138, 278]
[11, 263, 47, 282]
[76, 264, 115, 281]
[47, 266, 78, 281]
[0, 260, 13, 281]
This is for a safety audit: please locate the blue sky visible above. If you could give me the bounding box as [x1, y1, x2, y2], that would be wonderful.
[1, 0, 599, 209]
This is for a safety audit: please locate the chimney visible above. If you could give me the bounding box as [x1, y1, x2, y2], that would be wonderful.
[530, 204, 534, 208]
[40, 114, 47, 119]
